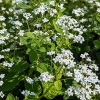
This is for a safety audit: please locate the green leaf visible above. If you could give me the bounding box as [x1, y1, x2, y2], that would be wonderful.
[96, 52, 100, 61]
[39, 47, 46, 52]
[42, 82, 63, 99]
[93, 40, 100, 49]
[54, 80, 62, 90]
[10, 61, 30, 73]
[18, 3, 32, 9]
[20, 37, 32, 45]
[2, 72, 24, 92]
[37, 63, 48, 73]
[96, 12, 100, 23]
[25, 32, 35, 39]
[27, 48, 38, 62]
[56, 67, 63, 80]
[6, 93, 15, 100]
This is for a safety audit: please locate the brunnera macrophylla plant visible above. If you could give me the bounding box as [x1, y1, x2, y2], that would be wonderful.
[0, 0, 100, 100]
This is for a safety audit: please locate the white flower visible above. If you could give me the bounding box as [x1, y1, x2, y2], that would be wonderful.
[39, 72, 54, 82]
[66, 71, 73, 77]
[86, 57, 91, 62]
[0, 55, 4, 59]
[74, 69, 84, 82]
[33, 3, 49, 15]
[0, 81, 3, 86]
[52, 34, 58, 41]
[72, 8, 85, 16]
[34, 23, 41, 28]
[0, 91, 4, 98]
[65, 86, 74, 96]
[26, 77, 34, 84]
[42, 18, 49, 23]
[97, 8, 100, 12]
[0, 74, 5, 79]
[58, 4, 64, 9]
[18, 30, 24, 36]
[50, 8, 57, 16]
[47, 51, 55, 56]
[21, 90, 30, 96]
[73, 35, 84, 44]
[14, 20, 23, 26]
[0, 16, 6, 21]
[0, 0, 2, 3]
[96, 2, 100, 7]
[3, 61, 14, 68]
[80, 52, 89, 58]
[23, 13, 32, 20]
[50, 1, 55, 6]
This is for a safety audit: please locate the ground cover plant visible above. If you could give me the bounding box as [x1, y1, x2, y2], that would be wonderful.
[0, 0, 100, 100]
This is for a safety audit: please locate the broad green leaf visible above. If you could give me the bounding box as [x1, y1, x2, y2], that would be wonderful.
[25, 32, 35, 39]
[27, 48, 38, 62]
[37, 63, 48, 73]
[42, 82, 63, 99]
[39, 47, 46, 52]
[10, 61, 30, 73]
[18, 3, 32, 9]
[2, 72, 24, 92]
[20, 37, 32, 45]
[93, 40, 100, 49]
[6, 93, 15, 100]
[56, 67, 63, 80]
[54, 80, 62, 90]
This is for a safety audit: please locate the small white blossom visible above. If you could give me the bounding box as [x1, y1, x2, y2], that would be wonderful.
[23, 13, 32, 20]
[0, 74, 5, 79]
[0, 16, 6, 21]
[42, 18, 49, 23]
[39, 72, 54, 82]
[26, 77, 34, 84]
[3, 61, 14, 68]
[97, 8, 100, 12]
[0, 55, 4, 59]
[21, 90, 30, 96]
[18, 30, 24, 36]
[0, 81, 3, 86]
[0, 91, 4, 98]
[47, 51, 55, 56]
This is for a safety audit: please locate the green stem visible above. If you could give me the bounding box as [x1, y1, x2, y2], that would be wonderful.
[26, 21, 30, 32]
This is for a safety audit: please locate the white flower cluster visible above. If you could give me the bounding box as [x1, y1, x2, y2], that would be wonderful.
[72, 8, 86, 17]
[56, 15, 85, 43]
[64, 52, 100, 100]
[38, 72, 54, 82]
[47, 51, 55, 56]
[0, 55, 4, 60]
[33, 2, 57, 16]
[33, 3, 49, 15]
[0, 34, 10, 45]
[56, 15, 78, 32]
[53, 49, 76, 69]
[68, 34, 84, 44]
[23, 13, 32, 20]
[3, 61, 14, 68]
[26, 77, 34, 84]
[1, 48, 10, 52]
[0, 74, 5, 98]
[18, 30, 24, 36]
[21, 90, 35, 96]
